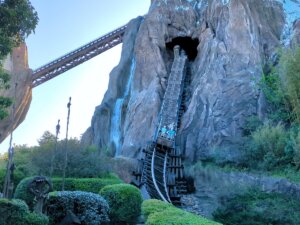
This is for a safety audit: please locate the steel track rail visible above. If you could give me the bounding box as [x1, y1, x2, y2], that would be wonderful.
[32, 24, 127, 87]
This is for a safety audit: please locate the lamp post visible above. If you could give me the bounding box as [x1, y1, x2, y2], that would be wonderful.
[62, 97, 71, 191]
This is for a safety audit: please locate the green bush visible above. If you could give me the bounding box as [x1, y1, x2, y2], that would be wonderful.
[14, 175, 123, 210]
[100, 184, 143, 224]
[213, 189, 300, 225]
[0, 168, 27, 192]
[142, 199, 221, 225]
[292, 130, 300, 169]
[52, 175, 123, 193]
[0, 198, 48, 225]
[24, 213, 49, 225]
[46, 191, 109, 225]
[280, 48, 300, 123]
[247, 123, 291, 170]
[14, 177, 36, 210]
[142, 199, 174, 219]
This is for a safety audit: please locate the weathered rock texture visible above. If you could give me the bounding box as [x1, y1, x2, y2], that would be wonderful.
[184, 165, 300, 217]
[0, 44, 32, 143]
[86, 0, 294, 162]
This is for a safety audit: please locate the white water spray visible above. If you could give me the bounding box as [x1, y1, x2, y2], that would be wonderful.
[111, 58, 136, 157]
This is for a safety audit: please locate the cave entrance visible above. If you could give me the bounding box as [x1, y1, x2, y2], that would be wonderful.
[166, 37, 199, 61]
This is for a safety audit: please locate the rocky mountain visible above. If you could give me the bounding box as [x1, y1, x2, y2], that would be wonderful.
[0, 44, 32, 143]
[84, 0, 300, 162]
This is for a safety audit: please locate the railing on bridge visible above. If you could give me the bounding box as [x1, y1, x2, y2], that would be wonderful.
[32, 24, 127, 87]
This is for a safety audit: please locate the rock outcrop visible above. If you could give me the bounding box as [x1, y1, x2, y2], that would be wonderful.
[85, 0, 300, 162]
[0, 44, 32, 143]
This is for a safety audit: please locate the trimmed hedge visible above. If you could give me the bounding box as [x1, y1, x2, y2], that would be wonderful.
[142, 199, 222, 225]
[51, 175, 123, 193]
[14, 177, 36, 210]
[47, 191, 109, 225]
[14, 175, 123, 210]
[0, 198, 48, 225]
[100, 184, 143, 224]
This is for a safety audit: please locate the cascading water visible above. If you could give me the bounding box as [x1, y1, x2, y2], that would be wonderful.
[278, 0, 300, 45]
[111, 58, 136, 157]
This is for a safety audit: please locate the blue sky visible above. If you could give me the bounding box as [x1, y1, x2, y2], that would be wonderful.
[0, 0, 150, 153]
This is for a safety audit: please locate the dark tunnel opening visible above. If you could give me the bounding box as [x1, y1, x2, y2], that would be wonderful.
[166, 37, 199, 61]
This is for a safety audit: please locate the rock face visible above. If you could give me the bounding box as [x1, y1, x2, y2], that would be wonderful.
[0, 44, 32, 143]
[85, 0, 299, 162]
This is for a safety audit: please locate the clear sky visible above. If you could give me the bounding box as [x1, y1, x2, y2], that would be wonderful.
[0, 0, 150, 154]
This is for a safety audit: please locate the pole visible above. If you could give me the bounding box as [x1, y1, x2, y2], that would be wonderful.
[2, 83, 17, 199]
[50, 119, 60, 177]
[62, 97, 71, 191]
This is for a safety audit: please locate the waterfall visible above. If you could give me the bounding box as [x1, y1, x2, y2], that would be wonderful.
[111, 58, 136, 157]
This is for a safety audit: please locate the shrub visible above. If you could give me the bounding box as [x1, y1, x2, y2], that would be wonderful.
[213, 189, 300, 225]
[142, 199, 221, 225]
[0, 168, 27, 192]
[292, 130, 300, 169]
[259, 70, 291, 123]
[0, 198, 48, 225]
[248, 123, 290, 170]
[142, 199, 174, 219]
[14, 177, 36, 210]
[46, 191, 109, 225]
[51, 175, 123, 193]
[280, 48, 300, 123]
[24, 213, 49, 225]
[100, 184, 143, 224]
[14, 175, 123, 210]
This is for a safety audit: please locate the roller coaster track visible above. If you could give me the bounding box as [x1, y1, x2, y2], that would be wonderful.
[32, 24, 127, 87]
[133, 46, 189, 205]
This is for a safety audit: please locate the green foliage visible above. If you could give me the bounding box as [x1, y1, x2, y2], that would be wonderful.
[47, 191, 109, 225]
[0, 198, 48, 225]
[0, 95, 12, 119]
[0, 0, 38, 58]
[51, 176, 123, 193]
[23, 213, 49, 225]
[100, 184, 143, 224]
[213, 189, 300, 225]
[0, 167, 26, 192]
[293, 129, 300, 169]
[14, 177, 36, 210]
[14, 175, 122, 211]
[0, 132, 114, 178]
[259, 70, 291, 123]
[142, 199, 221, 225]
[0, 0, 38, 120]
[243, 116, 263, 136]
[280, 48, 300, 123]
[141, 199, 174, 219]
[246, 123, 292, 170]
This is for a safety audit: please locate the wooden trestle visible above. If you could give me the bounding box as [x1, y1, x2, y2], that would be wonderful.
[132, 46, 189, 205]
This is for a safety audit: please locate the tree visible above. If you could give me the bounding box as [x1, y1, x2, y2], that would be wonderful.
[0, 0, 38, 120]
[0, 0, 38, 58]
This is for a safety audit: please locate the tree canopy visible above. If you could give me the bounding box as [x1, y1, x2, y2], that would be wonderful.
[0, 0, 38, 120]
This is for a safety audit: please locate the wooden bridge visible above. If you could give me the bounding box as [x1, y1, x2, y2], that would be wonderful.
[32, 24, 127, 87]
[133, 46, 190, 205]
